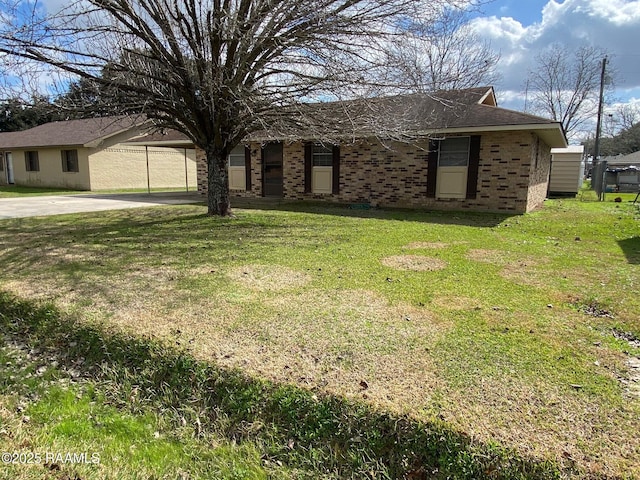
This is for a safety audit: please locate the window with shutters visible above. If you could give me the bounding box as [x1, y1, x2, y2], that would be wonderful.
[312, 143, 333, 193]
[436, 137, 470, 199]
[228, 145, 246, 190]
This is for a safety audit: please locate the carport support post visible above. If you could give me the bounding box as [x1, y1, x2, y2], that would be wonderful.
[184, 148, 189, 192]
[145, 146, 151, 194]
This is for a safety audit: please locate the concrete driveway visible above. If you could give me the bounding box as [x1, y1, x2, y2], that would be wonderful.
[0, 192, 203, 219]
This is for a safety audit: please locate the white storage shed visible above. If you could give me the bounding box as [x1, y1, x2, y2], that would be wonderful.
[549, 146, 585, 196]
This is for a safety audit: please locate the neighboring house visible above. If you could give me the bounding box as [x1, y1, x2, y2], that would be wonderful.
[605, 166, 640, 193]
[0, 116, 197, 191]
[196, 87, 567, 213]
[599, 151, 640, 193]
[602, 151, 640, 169]
[549, 146, 585, 196]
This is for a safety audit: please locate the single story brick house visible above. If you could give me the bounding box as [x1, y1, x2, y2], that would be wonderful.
[197, 87, 568, 213]
[0, 116, 196, 191]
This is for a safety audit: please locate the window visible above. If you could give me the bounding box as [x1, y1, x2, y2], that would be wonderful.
[312, 144, 333, 166]
[312, 143, 333, 194]
[61, 149, 79, 173]
[0, 156, 3, 171]
[228, 145, 246, 190]
[438, 137, 470, 167]
[228, 146, 245, 167]
[25, 151, 39, 172]
[436, 137, 470, 199]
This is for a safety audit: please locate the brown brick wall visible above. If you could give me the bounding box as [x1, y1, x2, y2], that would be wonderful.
[196, 131, 550, 213]
[526, 136, 552, 212]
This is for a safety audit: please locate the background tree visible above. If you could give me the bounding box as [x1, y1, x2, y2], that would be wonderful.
[582, 120, 640, 157]
[0, 95, 57, 132]
[527, 44, 610, 140]
[53, 76, 144, 119]
[0, 0, 480, 216]
[385, 8, 500, 92]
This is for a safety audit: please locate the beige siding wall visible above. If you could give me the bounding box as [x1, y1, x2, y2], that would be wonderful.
[89, 126, 196, 190]
[196, 131, 547, 213]
[89, 146, 196, 190]
[549, 152, 583, 194]
[2, 148, 91, 190]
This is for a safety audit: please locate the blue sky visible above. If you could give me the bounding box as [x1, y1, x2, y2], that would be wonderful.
[477, 0, 552, 22]
[482, 0, 548, 21]
[467, 0, 640, 124]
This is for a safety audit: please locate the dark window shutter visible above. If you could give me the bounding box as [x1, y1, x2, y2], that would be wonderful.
[466, 135, 481, 199]
[426, 139, 439, 198]
[304, 143, 313, 193]
[332, 145, 340, 194]
[244, 146, 252, 191]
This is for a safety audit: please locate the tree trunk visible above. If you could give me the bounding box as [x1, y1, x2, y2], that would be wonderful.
[206, 147, 232, 216]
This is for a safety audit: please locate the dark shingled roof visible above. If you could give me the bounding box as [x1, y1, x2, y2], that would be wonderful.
[0, 115, 146, 149]
[248, 87, 567, 147]
[0, 87, 567, 150]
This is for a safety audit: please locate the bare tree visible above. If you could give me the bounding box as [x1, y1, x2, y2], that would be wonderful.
[0, 0, 479, 216]
[386, 8, 500, 92]
[613, 103, 640, 132]
[527, 44, 611, 140]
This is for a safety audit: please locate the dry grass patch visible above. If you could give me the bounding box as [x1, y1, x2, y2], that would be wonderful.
[227, 264, 311, 291]
[402, 241, 450, 250]
[101, 287, 452, 415]
[432, 295, 483, 311]
[499, 260, 547, 288]
[244, 289, 450, 411]
[381, 255, 447, 272]
[465, 249, 550, 289]
[1, 264, 182, 315]
[465, 248, 509, 264]
[442, 376, 640, 477]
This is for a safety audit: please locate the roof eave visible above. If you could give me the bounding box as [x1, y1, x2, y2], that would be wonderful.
[423, 123, 568, 148]
[121, 139, 195, 148]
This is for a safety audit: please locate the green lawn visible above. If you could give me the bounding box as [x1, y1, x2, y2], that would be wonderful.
[0, 197, 638, 478]
[0, 185, 191, 198]
[0, 185, 86, 197]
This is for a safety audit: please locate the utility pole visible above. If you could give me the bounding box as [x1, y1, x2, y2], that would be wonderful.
[592, 56, 607, 200]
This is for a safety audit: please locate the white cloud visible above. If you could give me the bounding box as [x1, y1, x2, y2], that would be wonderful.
[470, 0, 640, 101]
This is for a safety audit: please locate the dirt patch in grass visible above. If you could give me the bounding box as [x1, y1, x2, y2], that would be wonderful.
[228, 265, 311, 291]
[402, 241, 450, 250]
[381, 255, 447, 272]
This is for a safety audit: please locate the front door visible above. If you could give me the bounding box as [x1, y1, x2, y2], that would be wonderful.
[262, 143, 283, 197]
[5, 152, 14, 184]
